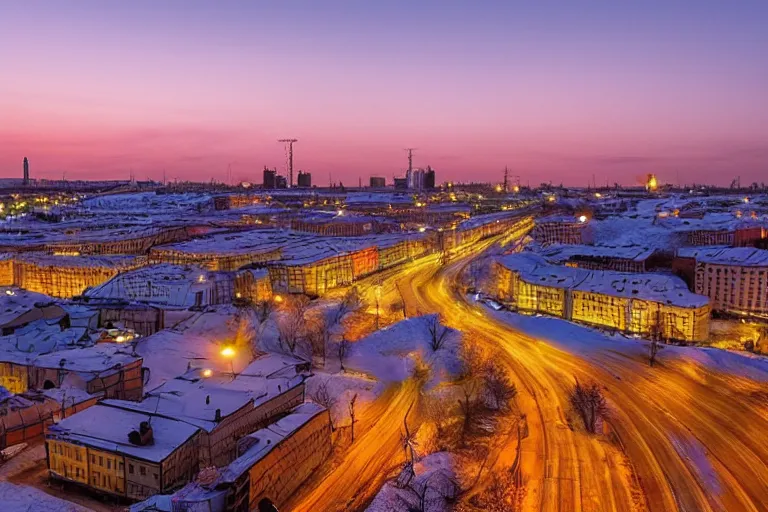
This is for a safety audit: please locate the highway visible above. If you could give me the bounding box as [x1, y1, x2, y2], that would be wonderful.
[292, 235, 768, 511]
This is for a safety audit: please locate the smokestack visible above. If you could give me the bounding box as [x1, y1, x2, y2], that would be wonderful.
[23, 157, 29, 186]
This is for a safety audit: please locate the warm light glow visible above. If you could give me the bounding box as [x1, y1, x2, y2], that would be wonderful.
[273, 294, 283, 303]
[115, 335, 126, 343]
[202, 369, 213, 378]
[337, 209, 344, 216]
[235, 292, 242, 299]
[495, 184, 502, 192]
[547, 195, 556, 202]
[5, 290, 14, 296]
[646, 174, 658, 191]
[198, 274, 206, 283]
[512, 185, 520, 193]
[594, 192, 602, 198]
[418, 227, 426, 232]
[578, 215, 587, 223]
[220, 346, 236, 358]
[743, 197, 750, 203]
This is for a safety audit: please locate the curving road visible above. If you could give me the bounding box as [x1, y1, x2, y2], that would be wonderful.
[290, 232, 768, 511]
[398, 242, 768, 512]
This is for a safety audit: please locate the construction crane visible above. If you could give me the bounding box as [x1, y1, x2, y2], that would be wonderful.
[278, 138, 298, 187]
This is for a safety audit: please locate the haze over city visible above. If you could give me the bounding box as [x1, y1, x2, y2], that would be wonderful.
[2, 0, 767, 185]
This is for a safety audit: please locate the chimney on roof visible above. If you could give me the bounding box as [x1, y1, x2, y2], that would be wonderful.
[128, 421, 154, 446]
[215, 408, 221, 422]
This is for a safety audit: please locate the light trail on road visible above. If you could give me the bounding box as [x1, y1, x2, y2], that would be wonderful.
[292, 229, 768, 511]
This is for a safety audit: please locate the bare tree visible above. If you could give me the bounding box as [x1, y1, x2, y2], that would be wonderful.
[252, 299, 273, 324]
[569, 379, 608, 434]
[337, 338, 350, 372]
[400, 403, 418, 464]
[426, 314, 450, 352]
[335, 286, 363, 324]
[276, 295, 311, 355]
[426, 396, 454, 451]
[305, 311, 331, 368]
[475, 469, 519, 512]
[348, 392, 358, 442]
[458, 339, 485, 445]
[309, 379, 337, 428]
[649, 338, 661, 367]
[484, 359, 517, 410]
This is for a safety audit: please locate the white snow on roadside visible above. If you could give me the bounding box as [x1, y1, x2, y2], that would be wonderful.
[486, 308, 768, 382]
[366, 452, 457, 512]
[346, 315, 463, 388]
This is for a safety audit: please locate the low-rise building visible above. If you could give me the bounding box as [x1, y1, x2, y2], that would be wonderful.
[539, 244, 657, 273]
[85, 264, 235, 308]
[134, 403, 331, 512]
[677, 246, 768, 319]
[531, 215, 588, 245]
[495, 252, 710, 341]
[47, 404, 201, 500]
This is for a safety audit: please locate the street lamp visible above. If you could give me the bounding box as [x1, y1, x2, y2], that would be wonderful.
[221, 346, 236, 376]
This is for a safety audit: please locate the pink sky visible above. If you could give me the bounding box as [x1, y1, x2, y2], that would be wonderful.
[1, 1, 766, 186]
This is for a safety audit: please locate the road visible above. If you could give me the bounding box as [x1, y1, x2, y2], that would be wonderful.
[291, 232, 768, 511]
[290, 378, 422, 512]
[398, 244, 768, 512]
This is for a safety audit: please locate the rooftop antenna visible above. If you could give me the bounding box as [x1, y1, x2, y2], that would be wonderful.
[404, 148, 417, 174]
[278, 138, 298, 187]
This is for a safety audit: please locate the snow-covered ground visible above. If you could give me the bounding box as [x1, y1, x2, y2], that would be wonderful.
[346, 315, 463, 388]
[0, 482, 94, 511]
[366, 452, 458, 512]
[486, 308, 768, 382]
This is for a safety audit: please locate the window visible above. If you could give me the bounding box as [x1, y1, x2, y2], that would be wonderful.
[107, 460, 111, 470]
[140, 466, 146, 476]
[129, 464, 134, 474]
[154, 472, 159, 481]
[99, 456, 103, 466]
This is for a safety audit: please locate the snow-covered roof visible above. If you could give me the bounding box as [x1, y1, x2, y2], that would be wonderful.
[344, 192, 414, 205]
[499, 252, 708, 308]
[535, 214, 584, 225]
[14, 252, 144, 269]
[0, 287, 57, 326]
[85, 264, 225, 307]
[540, 244, 656, 262]
[677, 246, 768, 266]
[220, 403, 326, 482]
[48, 403, 200, 463]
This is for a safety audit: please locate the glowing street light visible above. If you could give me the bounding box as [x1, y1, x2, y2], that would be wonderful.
[220, 346, 236, 358]
[273, 294, 283, 303]
[578, 215, 588, 223]
[202, 369, 213, 378]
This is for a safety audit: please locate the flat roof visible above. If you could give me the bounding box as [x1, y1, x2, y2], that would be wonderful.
[540, 244, 656, 262]
[499, 252, 708, 308]
[48, 403, 200, 463]
[677, 246, 768, 266]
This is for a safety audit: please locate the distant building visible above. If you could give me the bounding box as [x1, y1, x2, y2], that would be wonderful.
[424, 166, 436, 189]
[297, 171, 311, 188]
[393, 177, 408, 190]
[531, 215, 588, 245]
[275, 175, 287, 189]
[23, 157, 29, 186]
[262, 168, 276, 189]
[369, 176, 386, 188]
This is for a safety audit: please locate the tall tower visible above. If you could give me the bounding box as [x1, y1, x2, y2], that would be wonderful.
[404, 148, 416, 189]
[23, 157, 29, 186]
[278, 138, 298, 188]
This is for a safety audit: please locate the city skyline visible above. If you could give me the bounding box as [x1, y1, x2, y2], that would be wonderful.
[2, 1, 767, 185]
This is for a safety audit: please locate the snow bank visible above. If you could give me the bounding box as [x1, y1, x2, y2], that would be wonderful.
[487, 308, 768, 382]
[346, 315, 463, 388]
[366, 452, 457, 512]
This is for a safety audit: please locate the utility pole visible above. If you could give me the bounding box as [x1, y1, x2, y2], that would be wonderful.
[278, 138, 298, 187]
